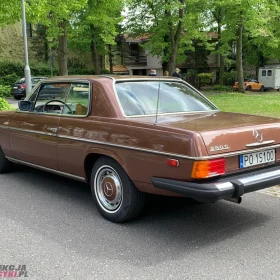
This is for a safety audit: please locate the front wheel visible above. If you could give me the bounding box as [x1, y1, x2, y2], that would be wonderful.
[14, 96, 22, 100]
[260, 86, 264, 92]
[90, 157, 146, 223]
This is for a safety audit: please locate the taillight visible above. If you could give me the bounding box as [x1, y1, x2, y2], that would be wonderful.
[191, 158, 226, 179]
[244, 83, 247, 87]
[19, 84, 26, 89]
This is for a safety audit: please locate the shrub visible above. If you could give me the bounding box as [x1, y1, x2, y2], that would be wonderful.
[0, 73, 20, 86]
[0, 85, 11, 98]
[68, 68, 110, 75]
[212, 85, 232, 92]
[197, 73, 213, 85]
[0, 97, 11, 110]
[0, 61, 23, 77]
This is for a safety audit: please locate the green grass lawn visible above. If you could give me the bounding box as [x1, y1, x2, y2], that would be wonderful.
[205, 92, 280, 118]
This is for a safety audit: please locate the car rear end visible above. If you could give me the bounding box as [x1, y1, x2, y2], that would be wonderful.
[11, 78, 26, 100]
[152, 112, 280, 203]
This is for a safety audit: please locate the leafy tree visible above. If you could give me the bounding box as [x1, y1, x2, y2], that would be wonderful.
[125, 0, 207, 73]
[30, 24, 49, 63]
[0, 0, 21, 27]
[69, 0, 124, 74]
[25, 0, 87, 75]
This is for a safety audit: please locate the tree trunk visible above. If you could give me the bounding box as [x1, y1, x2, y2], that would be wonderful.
[236, 24, 244, 93]
[108, 45, 113, 74]
[166, 0, 185, 74]
[219, 55, 224, 85]
[57, 20, 68, 76]
[90, 26, 100, 75]
[91, 40, 100, 75]
[217, 19, 224, 85]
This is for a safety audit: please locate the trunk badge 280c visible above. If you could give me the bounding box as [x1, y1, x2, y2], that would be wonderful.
[210, 145, 230, 152]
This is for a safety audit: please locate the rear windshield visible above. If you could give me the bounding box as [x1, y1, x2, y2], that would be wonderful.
[16, 78, 25, 84]
[115, 81, 217, 116]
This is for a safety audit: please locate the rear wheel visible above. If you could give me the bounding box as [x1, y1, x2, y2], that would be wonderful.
[260, 86, 264, 92]
[0, 147, 13, 173]
[14, 96, 22, 100]
[246, 85, 252, 91]
[90, 157, 146, 223]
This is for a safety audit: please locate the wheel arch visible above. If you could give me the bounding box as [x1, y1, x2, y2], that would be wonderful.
[84, 148, 127, 183]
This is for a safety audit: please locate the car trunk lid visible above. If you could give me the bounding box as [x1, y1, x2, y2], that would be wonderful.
[132, 111, 280, 156]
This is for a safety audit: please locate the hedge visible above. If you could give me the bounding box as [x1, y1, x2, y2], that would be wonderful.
[0, 97, 11, 110]
[197, 73, 213, 85]
[0, 60, 110, 81]
[0, 85, 11, 98]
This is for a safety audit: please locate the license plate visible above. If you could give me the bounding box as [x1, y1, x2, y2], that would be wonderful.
[240, 149, 275, 168]
[13, 87, 18, 89]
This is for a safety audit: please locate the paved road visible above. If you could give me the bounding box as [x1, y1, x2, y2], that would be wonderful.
[0, 165, 280, 279]
[6, 97, 18, 109]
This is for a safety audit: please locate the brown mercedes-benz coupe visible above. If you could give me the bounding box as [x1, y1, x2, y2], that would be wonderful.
[1, 75, 280, 222]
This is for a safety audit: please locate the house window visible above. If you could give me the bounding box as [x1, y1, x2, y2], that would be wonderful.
[129, 44, 139, 56]
[262, 70, 266, 76]
[268, 70, 272, 76]
[26, 23, 32, 38]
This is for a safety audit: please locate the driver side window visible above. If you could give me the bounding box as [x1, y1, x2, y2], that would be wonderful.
[33, 83, 70, 114]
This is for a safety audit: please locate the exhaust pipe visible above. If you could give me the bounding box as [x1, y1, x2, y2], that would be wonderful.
[225, 197, 242, 204]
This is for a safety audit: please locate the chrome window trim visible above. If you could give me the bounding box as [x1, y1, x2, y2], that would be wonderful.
[112, 78, 219, 118]
[2, 126, 280, 160]
[5, 157, 86, 182]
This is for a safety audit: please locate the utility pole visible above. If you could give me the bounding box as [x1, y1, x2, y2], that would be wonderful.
[21, 0, 32, 95]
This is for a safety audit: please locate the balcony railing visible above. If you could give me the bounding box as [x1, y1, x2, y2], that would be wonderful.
[124, 56, 147, 66]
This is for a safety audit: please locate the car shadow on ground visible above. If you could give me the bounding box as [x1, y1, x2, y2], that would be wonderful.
[1, 164, 272, 267]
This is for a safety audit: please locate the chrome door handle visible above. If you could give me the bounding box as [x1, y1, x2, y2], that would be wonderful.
[47, 127, 58, 133]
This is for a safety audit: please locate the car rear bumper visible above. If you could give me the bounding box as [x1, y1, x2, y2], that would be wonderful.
[11, 89, 25, 97]
[151, 165, 280, 202]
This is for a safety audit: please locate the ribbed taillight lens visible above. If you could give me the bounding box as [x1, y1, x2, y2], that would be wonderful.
[191, 158, 226, 179]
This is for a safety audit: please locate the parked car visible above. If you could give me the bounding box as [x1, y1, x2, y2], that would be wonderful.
[11, 76, 47, 100]
[1, 75, 280, 223]
[233, 78, 264, 92]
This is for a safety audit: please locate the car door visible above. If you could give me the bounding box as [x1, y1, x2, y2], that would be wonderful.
[56, 81, 91, 178]
[9, 82, 71, 170]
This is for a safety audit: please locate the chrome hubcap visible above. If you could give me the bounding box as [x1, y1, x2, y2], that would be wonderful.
[94, 166, 123, 213]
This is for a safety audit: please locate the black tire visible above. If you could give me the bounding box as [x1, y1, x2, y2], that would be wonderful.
[246, 85, 252, 91]
[14, 96, 22, 100]
[260, 86, 264, 92]
[90, 157, 146, 223]
[0, 147, 13, 173]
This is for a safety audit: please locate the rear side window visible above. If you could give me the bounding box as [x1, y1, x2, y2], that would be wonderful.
[268, 70, 272, 76]
[262, 70, 266, 76]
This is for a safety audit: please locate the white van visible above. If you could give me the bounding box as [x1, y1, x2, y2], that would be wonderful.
[258, 65, 280, 90]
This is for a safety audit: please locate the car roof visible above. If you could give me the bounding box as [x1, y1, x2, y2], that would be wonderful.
[42, 75, 182, 83]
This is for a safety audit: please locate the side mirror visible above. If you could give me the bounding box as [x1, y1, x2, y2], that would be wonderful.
[18, 100, 34, 111]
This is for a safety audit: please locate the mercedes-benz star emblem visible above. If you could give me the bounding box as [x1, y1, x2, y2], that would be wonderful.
[253, 129, 263, 143]
[104, 182, 113, 197]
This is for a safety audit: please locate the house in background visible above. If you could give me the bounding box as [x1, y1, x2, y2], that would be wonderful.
[112, 32, 220, 79]
[114, 35, 162, 76]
